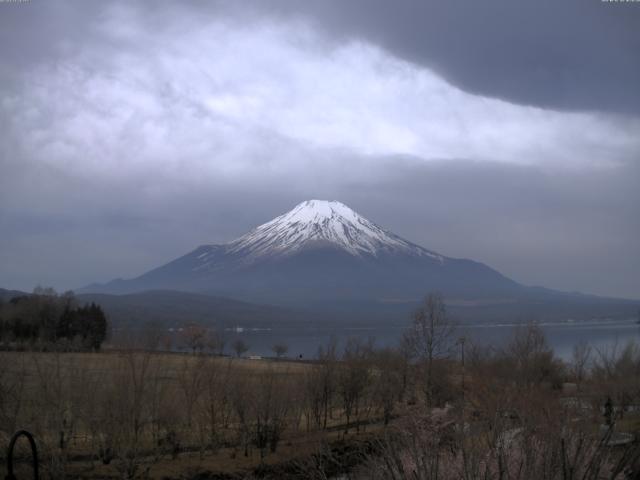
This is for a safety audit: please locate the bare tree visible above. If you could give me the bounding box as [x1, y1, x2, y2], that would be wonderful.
[205, 329, 225, 356]
[232, 339, 249, 358]
[303, 365, 324, 431]
[372, 348, 404, 426]
[31, 352, 76, 477]
[108, 350, 160, 479]
[404, 293, 456, 406]
[253, 367, 292, 458]
[506, 323, 563, 388]
[570, 340, 592, 388]
[176, 355, 206, 428]
[229, 375, 252, 457]
[0, 353, 27, 448]
[317, 338, 338, 429]
[338, 337, 373, 434]
[272, 342, 288, 358]
[181, 323, 208, 354]
[593, 340, 640, 422]
[199, 357, 232, 453]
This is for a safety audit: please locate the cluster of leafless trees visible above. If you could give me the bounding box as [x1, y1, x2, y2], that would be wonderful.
[294, 294, 640, 480]
[354, 343, 640, 480]
[1, 293, 639, 479]
[0, 337, 413, 478]
[300, 336, 410, 435]
[350, 294, 640, 480]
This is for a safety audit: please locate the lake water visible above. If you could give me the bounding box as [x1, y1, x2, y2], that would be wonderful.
[221, 318, 640, 361]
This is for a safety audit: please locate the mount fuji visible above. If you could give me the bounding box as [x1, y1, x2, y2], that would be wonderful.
[79, 200, 640, 322]
[82, 200, 524, 303]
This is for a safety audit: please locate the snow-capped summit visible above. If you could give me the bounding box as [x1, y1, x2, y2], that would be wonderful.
[221, 200, 443, 261]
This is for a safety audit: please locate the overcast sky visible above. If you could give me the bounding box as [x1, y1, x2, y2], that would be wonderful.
[1, 0, 639, 299]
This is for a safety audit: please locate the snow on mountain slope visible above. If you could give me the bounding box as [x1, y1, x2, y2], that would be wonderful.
[196, 200, 443, 268]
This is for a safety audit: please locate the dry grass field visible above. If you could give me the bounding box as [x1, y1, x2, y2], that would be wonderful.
[0, 349, 392, 479]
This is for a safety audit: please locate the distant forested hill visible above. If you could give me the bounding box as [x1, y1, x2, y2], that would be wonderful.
[76, 290, 312, 328]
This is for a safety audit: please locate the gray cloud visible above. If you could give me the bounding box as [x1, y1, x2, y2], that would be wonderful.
[252, 0, 640, 115]
[4, 1, 640, 115]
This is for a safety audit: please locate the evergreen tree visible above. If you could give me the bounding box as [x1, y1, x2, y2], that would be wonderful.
[0, 289, 109, 350]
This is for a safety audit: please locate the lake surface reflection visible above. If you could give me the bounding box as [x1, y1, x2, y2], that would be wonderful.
[222, 318, 640, 361]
